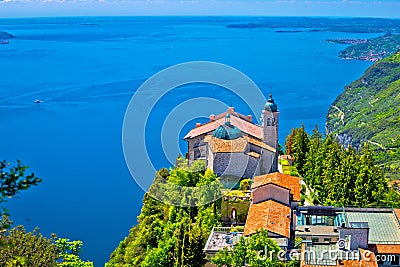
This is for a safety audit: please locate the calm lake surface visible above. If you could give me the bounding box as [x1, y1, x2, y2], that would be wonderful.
[0, 17, 375, 265]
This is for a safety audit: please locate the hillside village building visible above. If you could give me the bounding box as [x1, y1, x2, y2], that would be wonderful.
[204, 172, 400, 267]
[193, 94, 399, 267]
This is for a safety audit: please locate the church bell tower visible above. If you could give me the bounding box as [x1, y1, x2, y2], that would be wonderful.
[261, 93, 279, 172]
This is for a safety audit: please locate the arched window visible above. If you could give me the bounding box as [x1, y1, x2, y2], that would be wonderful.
[231, 208, 237, 221]
[267, 118, 271, 126]
[271, 117, 275, 126]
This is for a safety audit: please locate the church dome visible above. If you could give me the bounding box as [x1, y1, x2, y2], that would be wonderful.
[212, 114, 243, 140]
[264, 93, 278, 112]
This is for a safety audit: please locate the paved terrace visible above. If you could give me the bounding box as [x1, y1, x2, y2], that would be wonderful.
[204, 227, 244, 253]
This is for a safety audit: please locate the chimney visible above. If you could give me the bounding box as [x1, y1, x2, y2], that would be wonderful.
[227, 107, 234, 114]
[247, 115, 252, 122]
[210, 114, 215, 122]
[196, 123, 201, 128]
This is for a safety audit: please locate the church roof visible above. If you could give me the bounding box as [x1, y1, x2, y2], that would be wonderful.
[203, 135, 275, 153]
[264, 93, 278, 112]
[212, 114, 243, 140]
[183, 107, 262, 140]
[252, 172, 301, 202]
[246, 136, 276, 152]
[204, 135, 248, 153]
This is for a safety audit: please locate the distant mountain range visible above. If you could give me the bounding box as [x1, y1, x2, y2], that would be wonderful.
[326, 51, 400, 180]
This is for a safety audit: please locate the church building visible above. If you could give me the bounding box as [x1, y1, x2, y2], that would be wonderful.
[183, 94, 280, 178]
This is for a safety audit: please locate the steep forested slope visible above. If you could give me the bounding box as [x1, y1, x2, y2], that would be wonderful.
[106, 162, 221, 267]
[326, 51, 400, 180]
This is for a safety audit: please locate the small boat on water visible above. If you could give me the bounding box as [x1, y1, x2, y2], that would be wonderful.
[34, 99, 43, 104]
[0, 40, 9, 44]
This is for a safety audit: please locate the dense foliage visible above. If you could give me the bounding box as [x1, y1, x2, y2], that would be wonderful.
[106, 158, 222, 267]
[339, 33, 400, 61]
[0, 160, 93, 266]
[326, 50, 400, 180]
[0, 160, 41, 224]
[286, 126, 400, 207]
[0, 226, 93, 267]
[212, 230, 297, 267]
[56, 238, 94, 267]
[0, 226, 57, 267]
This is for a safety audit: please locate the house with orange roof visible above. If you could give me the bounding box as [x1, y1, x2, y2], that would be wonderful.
[243, 172, 301, 248]
[252, 172, 301, 205]
[204, 172, 397, 267]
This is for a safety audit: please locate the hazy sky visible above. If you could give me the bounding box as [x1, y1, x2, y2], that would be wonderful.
[0, 0, 399, 18]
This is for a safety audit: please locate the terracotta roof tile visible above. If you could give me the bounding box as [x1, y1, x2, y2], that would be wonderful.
[246, 136, 276, 152]
[252, 172, 301, 202]
[301, 249, 378, 267]
[369, 244, 400, 254]
[244, 199, 291, 237]
[184, 111, 262, 140]
[206, 137, 248, 153]
[341, 249, 378, 267]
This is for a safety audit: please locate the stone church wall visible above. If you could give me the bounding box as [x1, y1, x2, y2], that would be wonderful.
[212, 153, 259, 178]
[187, 134, 207, 165]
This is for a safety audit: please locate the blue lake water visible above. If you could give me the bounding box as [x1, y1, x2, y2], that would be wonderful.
[0, 17, 375, 265]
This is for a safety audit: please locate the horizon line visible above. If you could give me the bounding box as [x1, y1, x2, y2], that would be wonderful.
[1, 14, 400, 19]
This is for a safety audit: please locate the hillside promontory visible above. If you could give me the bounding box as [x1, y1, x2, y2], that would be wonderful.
[326, 51, 400, 180]
[338, 33, 400, 61]
[0, 31, 15, 40]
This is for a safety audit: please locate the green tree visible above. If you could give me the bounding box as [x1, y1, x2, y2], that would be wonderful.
[278, 143, 285, 155]
[0, 161, 93, 267]
[212, 230, 286, 267]
[175, 154, 187, 169]
[212, 247, 232, 267]
[56, 238, 94, 267]
[0, 226, 57, 267]
[285, 125, 310, 177]
[356, 144, 388, 207]
[320, 140, 343, 205]
[383, 188, 400, 208]
[0, 160, 41, 229]
[288, 126, 394, 207]
[285, 129, 295, 156]
[239, 179, 252, 191]
[107, 164, 222, 267]
[304, 126, 324, 187]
